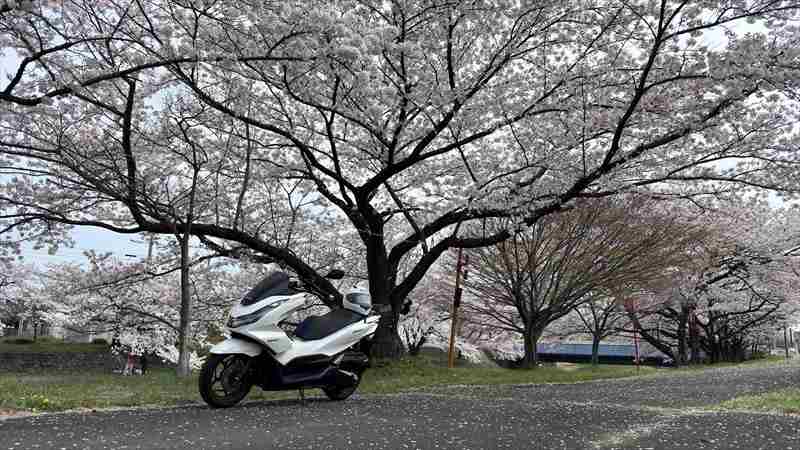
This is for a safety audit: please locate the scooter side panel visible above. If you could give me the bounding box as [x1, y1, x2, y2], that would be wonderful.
[209, 337, 263, 357]
[274, 317, 379, 365]
[237, 327, 293, 354]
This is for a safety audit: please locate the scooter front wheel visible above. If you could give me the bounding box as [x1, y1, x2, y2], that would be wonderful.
[199, 354, 252, 408]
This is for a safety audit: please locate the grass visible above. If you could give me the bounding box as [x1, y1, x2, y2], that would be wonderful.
[673, 354, 789, 372]
[0, 336, 108, 353]
[0, 358, 656, 413]
[359, 358, 657, 394]
[715, 388, 800, 415]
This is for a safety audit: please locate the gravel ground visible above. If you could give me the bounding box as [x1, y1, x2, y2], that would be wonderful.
[1, 362, 799, 450]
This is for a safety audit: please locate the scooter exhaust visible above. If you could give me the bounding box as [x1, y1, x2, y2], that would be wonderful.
[330, 368, 359, 388]
[328, 351, 370, 388]
[335, 351, 370, 370]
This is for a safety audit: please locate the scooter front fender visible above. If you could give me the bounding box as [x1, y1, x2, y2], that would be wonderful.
[210, 337, 263, 357]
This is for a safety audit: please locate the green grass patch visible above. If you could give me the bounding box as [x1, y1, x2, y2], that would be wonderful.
[674, 355, 790, 372]
[0, 359, 656, 413]
[715, 388, 800, 415]
[360, 358, 656, 394]
[0, 336, 108, 353]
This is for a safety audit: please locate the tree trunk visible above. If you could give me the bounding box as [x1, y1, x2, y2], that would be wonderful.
[371, 308, 404, 360]
[795, 332, 800, 356]
[689, 313, 700, 364]
[522, 326, 540, 369]
[677, 312, 688, 366]
[176, 164, 199, 377]
[591, 333, 601, 367]
[359, 214, 406, 360]
[176, 232, 193, 377]
[709, 338, 722, 363]
[626, 311, 677, 366]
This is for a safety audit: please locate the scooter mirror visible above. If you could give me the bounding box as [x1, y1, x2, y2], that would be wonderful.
[324, 269, 345, 280]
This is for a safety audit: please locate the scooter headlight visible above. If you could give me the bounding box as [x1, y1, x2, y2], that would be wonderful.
[227, 298, 290, 328]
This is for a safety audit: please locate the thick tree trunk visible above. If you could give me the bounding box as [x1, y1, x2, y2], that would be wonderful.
[371, 308, 404, 359]
[591, 333, 601, 367]
[522, 326, 540, 369]
[359, 214, 406, 360]
[176, 232, 193, 377]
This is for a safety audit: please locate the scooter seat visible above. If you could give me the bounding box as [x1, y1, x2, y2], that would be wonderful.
[295, 308, 364, 341]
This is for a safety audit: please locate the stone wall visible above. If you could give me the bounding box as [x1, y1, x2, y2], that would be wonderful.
[0, 351, 114, 372]
[0, 351, 175, 372]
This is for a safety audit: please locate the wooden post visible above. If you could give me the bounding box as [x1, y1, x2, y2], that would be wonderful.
[633, 326, 640, 371]
[447, 248, 465, 369]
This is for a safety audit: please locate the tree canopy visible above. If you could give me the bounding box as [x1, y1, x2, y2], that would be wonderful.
[2, 0, 800, 356]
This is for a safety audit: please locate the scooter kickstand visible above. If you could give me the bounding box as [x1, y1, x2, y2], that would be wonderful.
[298, 387, 306, 406]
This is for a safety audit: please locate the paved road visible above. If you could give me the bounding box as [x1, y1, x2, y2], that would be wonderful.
[2, 363, 799, 449]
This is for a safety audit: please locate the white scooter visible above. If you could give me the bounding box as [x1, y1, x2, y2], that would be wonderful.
[199, 269, 379, 408]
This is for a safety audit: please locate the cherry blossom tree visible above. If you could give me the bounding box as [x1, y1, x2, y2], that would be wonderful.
[40, 248, 248, 370]
[454, 197, 703, 367]
[2, 1, 800, 358]
[626, 203, 800, 364]
[0, 262, 48, 338]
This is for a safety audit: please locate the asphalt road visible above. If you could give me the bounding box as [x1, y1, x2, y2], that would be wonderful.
[2, 362, 799, 450]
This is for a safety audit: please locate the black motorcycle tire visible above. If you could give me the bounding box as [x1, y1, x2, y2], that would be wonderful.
[199, 353, 252, 408]
[322, 383, 359, 401]
[322, 371, 361, 401]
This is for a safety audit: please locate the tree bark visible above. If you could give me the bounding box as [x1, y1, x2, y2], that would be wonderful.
[591, 333, 601, 367]
[626, 311, 677, 366]
[689, 312, 701, 364]
[522, 326, 540, 369]
[676, 307, 688, 365]
[176, 232, 193, 377]
[371, 308, 404, 359]
[785, 326, 790, 360]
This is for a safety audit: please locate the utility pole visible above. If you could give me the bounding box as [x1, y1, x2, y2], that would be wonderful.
[447, 249, 468, 369]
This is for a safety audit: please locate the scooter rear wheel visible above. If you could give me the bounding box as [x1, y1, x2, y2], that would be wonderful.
[322, 384, 359, 401]
[322, 371, 361, 401]
[199, 354, 252, 408]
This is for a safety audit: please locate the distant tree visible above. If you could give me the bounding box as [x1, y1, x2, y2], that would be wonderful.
[0, 263, 47, 337]
[41, 250, 247, 368]
[553, 294, 632, 367]
[458, 197, 703, 368]
[626, 204, 800, 365]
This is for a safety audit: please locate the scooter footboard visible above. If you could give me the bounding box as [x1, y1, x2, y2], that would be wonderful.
[210, 337, 262, 357]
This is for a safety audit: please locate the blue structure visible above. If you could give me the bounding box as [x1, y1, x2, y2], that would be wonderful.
[536, 342, 671, 366]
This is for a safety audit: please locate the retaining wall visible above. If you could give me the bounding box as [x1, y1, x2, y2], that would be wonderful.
[0, 351, 114, 372]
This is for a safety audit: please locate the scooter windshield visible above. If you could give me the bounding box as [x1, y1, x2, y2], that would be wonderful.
[242, 271, 290, 306]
